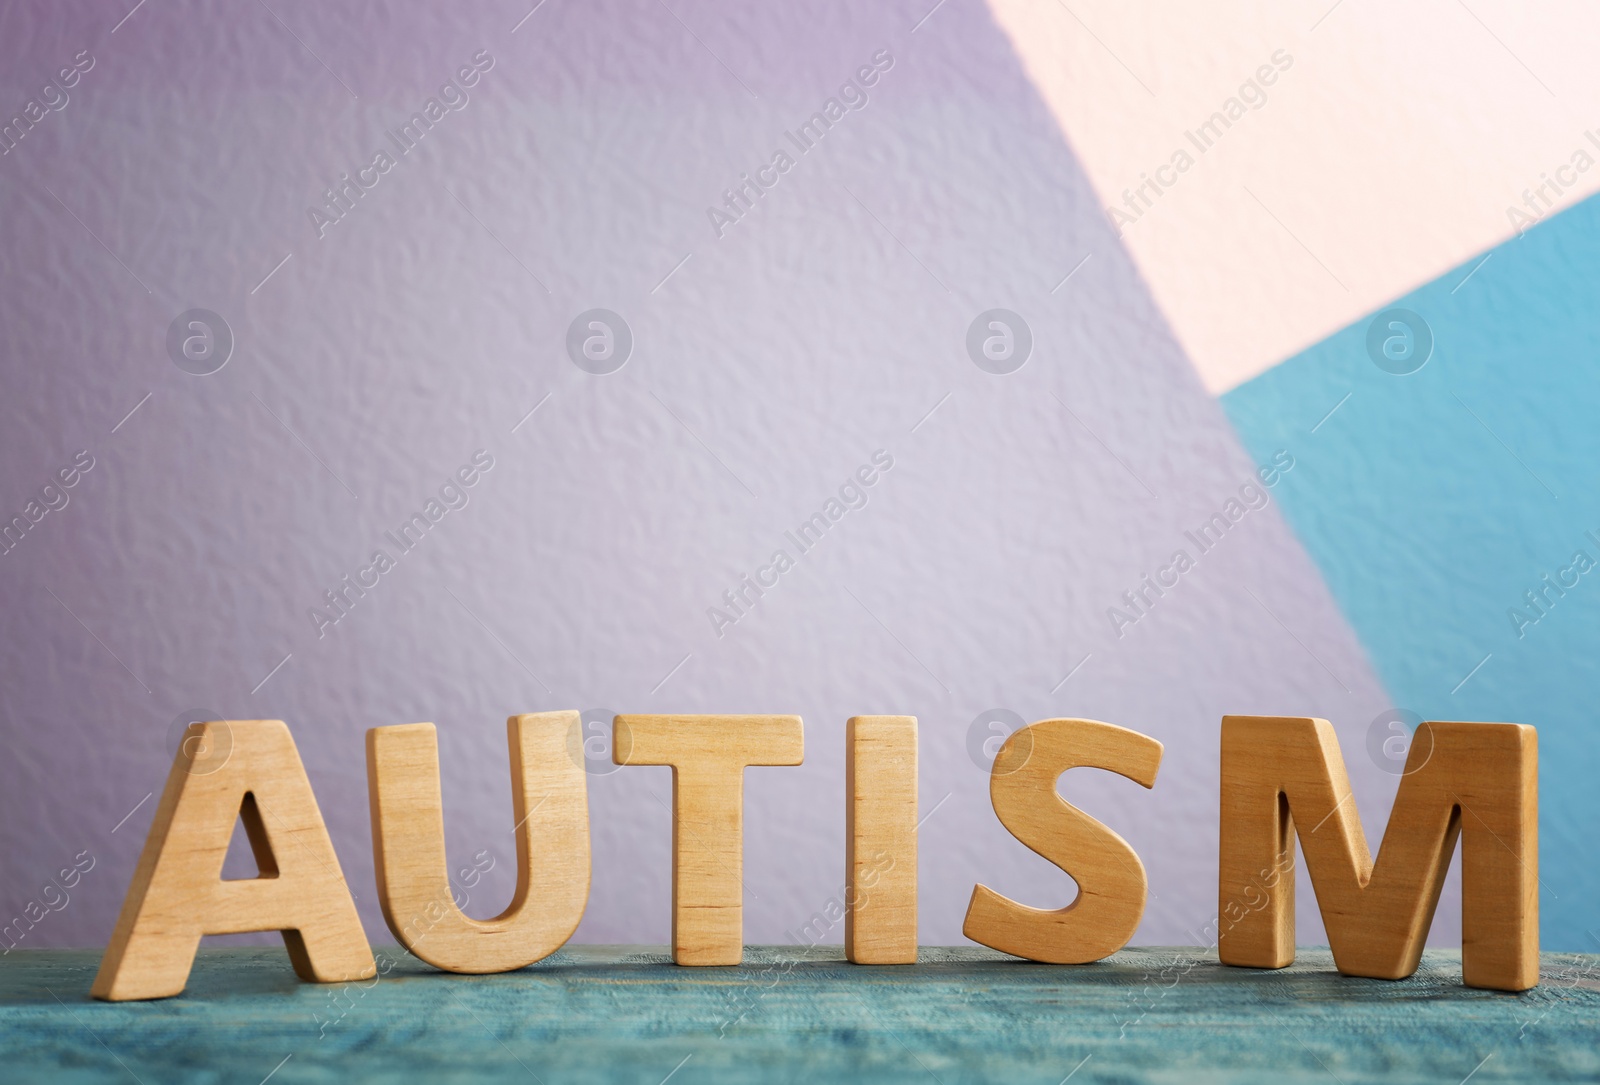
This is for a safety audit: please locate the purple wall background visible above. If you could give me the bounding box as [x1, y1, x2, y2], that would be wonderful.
[0, 0, 1422, 951]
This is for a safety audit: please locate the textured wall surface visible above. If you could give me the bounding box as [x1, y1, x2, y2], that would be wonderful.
[990, 0, 1600, 393]
[1226, 193, 1600, 953]
[0, 0, 1409, 953]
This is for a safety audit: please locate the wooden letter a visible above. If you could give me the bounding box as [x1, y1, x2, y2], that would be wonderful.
[92, 720, 373, 1001]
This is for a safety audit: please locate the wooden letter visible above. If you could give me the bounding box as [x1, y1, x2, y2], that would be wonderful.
[963, 718, 1161, 963]
[613, 714, 803, 965]
[366, 711, 589, 973]
[845, 715, 917, 964]
[1218, 716, 1537, 991]
[91, 720, 373, 1001]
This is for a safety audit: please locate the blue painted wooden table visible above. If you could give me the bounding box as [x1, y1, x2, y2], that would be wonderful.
[3, 945, 1597, 1083]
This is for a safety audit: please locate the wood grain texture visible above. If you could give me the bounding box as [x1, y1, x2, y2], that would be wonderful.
[963, 718, 1162, 964]
[1218, 715, 1538, 991]
[845, 715, 917, 964]
[366, 711, 590, 974]
[613, 714, 804, 966]
[31, 947, 1600, 1082]
[90, 720, 374, 1002]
